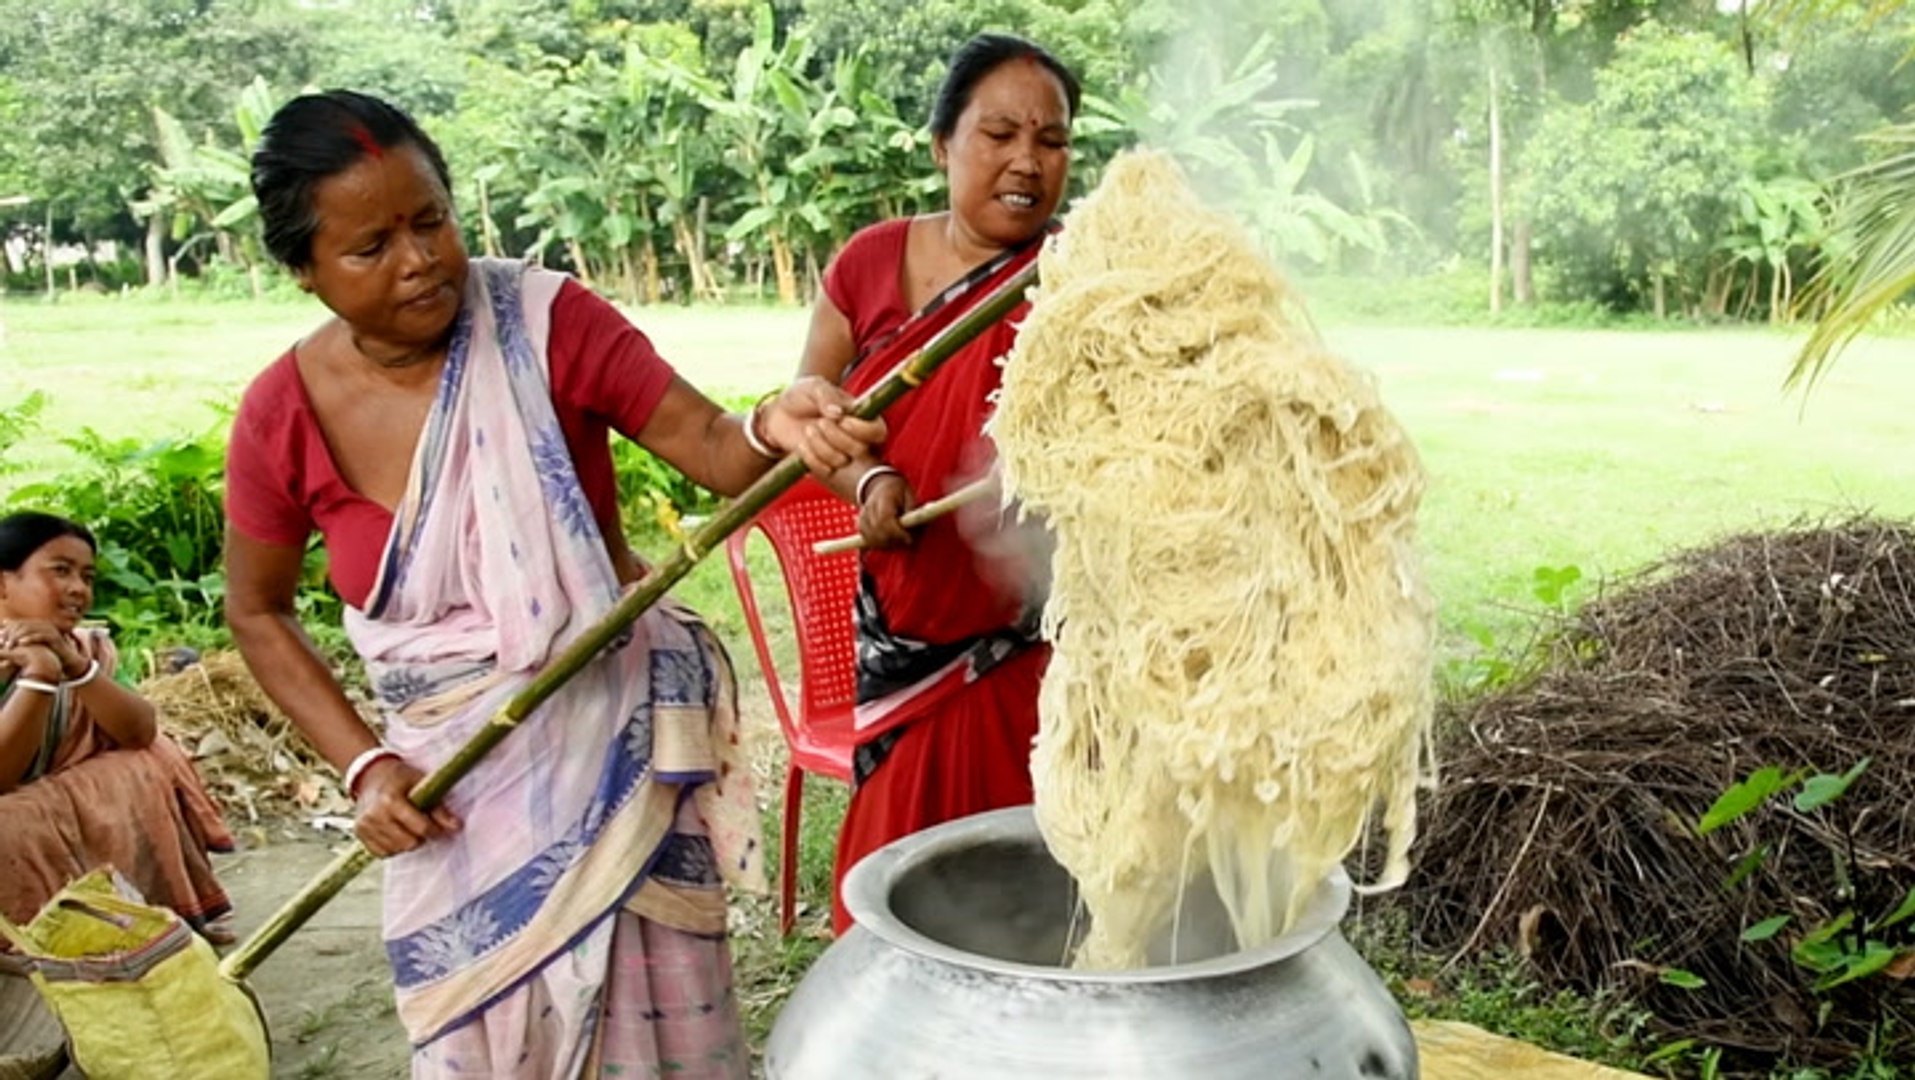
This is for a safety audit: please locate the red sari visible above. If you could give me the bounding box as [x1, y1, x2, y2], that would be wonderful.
[827, 219, 1054, 933]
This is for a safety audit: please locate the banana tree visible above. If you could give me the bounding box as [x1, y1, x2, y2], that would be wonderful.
[790, 49, 941, 281]
[714, 8, 936, 304]
[714, 5, 819, 305]
[1718, 175, 1823, 324]
[132, 76, 274, 293]
[1087, 33, 1402, 271]
[505, 31, 726, 304]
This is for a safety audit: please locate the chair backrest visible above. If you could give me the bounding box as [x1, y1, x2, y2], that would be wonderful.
[725, 479, 862, 740]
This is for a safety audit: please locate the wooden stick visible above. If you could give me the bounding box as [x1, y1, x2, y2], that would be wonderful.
[811, 472, 1000, 555]
[217, 259, 1041, 984]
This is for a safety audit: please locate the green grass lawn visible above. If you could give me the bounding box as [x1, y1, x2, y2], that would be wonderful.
[6, 292, 1910, 1075]
[6, 292, 1911, 648]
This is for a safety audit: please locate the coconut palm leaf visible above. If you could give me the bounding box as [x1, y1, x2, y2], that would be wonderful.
[1788, 123, 1915, 390]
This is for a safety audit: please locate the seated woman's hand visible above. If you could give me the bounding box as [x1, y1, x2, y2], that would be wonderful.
[858, 469, 918, 550]
[761, 376, 888, 478]
[1, 620, 86, 679]
[1, 641, 61, 683]
[353, 756, 461, 857]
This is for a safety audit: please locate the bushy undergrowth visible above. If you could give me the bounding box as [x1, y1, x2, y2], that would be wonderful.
[0, 391, 741, 671]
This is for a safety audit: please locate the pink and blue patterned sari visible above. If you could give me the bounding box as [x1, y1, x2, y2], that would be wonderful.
[344, 259, 762, 1078]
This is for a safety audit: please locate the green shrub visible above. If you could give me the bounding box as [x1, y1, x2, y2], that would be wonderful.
[7, 423, 236, 655]
[1, 402, 748, 663]
[0, 392, 47, 476]
[612, 391, 761, 546]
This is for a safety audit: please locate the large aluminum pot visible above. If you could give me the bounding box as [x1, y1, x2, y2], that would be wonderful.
[766, 807, 1416, 1079]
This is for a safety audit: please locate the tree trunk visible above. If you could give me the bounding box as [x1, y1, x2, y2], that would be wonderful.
[1737, 266, 1760, 320]
[478, 177, 500, 258]
[772, 232, 799, 306]
[621, 246, 642, 307]
[641, 238, 661, 305]
[1511, 220, 1534, 304]
[695, 197, 718, 302]
[805, 248, 822, 304]
[673, 219, 710, 302]
[1488, 56, 1505, 317]
[567, 239, 593, 287]
[144, 213, 168, 289]
[1652, 274, 1666, 320]
[1769, 259, 1783, 325]
[42, 205, 55, 300]
[1702, 263, 1730, 318]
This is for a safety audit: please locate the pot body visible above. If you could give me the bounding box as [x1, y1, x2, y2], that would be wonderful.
[766, 807, 1416, 1079]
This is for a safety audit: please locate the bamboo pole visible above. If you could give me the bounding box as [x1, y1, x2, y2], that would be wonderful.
[811, 472, 1000, 556]
[219, 259, 1041, 983]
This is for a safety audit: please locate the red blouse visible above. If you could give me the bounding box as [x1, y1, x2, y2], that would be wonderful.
[225, 278, 675, 609]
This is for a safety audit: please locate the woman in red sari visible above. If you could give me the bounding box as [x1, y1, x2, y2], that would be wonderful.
[798, 33, 1080, 933]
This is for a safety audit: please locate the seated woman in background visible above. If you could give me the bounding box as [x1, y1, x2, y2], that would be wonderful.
[0, 510, 234, 941]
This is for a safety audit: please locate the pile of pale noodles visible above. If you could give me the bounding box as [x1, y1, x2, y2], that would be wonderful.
[991, 150, 1436, 969]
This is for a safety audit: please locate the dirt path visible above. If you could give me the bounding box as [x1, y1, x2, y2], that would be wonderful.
[122, 676, 824, 1079]
[214, 832, 409, 1080]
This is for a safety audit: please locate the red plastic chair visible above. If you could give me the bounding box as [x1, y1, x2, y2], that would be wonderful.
[725, 478, 862, 935]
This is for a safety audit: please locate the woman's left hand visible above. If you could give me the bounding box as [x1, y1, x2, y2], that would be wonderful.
[759, 376, 889, 477]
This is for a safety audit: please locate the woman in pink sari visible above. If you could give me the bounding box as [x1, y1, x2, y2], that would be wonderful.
[223, 91, 881, 1078]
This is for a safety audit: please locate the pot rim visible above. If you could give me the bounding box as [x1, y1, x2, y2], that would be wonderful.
[841, 806, 1351, 984]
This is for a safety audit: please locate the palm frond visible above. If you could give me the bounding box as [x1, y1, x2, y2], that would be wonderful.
[1788, 123, 1915, 391]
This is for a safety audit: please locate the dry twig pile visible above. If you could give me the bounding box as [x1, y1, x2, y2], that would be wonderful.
[143, 651, 352, 822]
[1405, 517, 1915, 1063]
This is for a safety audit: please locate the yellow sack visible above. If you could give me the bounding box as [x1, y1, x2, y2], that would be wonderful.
[0, 870, 269, 1080]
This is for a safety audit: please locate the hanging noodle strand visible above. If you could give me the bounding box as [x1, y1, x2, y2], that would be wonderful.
[992, 150, 1437, 969]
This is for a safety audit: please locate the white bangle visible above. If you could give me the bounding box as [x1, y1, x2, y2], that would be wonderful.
[343, 746, 401, 799]
[857, 465, 903, 505]
[741, 400, 781, 459]
[61, 659, 100, 689]
[10, 677, 59, 695]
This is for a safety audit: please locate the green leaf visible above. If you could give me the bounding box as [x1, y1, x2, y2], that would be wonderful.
[1877, 886, 1915, 930]
[210, 194, 256, 229]
[1661, 968, 1707, 990]
[1794, 758, 1870, 812]
[1741, 915, 1791, 942]
[1697, 766, 1792, 835]
[603, 212, 633, 248]
[1797, 910, 1856, 949]
[1643, 1039, 1696, 1064]
[1813, 941, 1900, 991]
[1530, 564, 1583, 608]
[724, 205, 778, 241]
